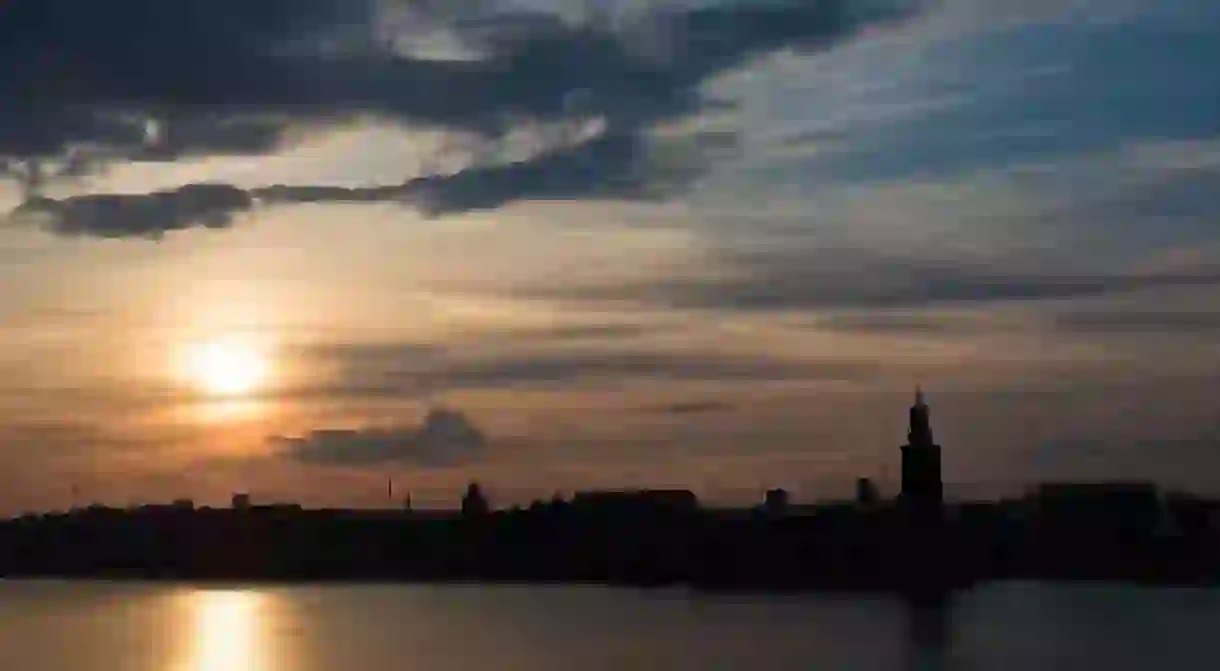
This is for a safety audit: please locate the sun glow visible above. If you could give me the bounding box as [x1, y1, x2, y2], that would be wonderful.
[185, 338, 270, 397]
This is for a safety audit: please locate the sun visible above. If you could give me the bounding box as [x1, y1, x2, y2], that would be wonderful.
[186, 338, 270, 397]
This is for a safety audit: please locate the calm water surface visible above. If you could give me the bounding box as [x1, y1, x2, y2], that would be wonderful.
[1, 580, 1218, 670]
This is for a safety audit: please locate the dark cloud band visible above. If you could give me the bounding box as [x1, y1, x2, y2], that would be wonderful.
[1, 0, 918, 235]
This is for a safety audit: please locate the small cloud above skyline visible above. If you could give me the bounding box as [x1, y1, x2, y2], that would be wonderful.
[271, 407, 489, 467]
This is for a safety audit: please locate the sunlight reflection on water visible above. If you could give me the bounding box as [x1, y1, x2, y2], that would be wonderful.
[180, 590, 270, 671]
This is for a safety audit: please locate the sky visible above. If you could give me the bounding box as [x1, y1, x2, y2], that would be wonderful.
[2, 0, 1219, 513]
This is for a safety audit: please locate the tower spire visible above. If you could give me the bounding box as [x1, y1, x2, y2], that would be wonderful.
[908, 385, 933, 446]
[901, 383, 943, 512]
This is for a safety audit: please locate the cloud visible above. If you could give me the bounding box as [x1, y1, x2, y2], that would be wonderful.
[1054, 308, 1220, 336]
[0, 0, 370, 158]
[530, 245, 1220, 311]
[813, 311, 1004, 335]
[0, 0, 918, 236]
[648, 400, 734, 414]
[0, 0, 914, 158]
[0, 421, 202, 475]
[6, 131, 704, 236]
[272, 407, 488, 467]
[258, 130, 695, 216]
[504, 135, 1220, 312]
[10, 183, 253, 239]
[784, 3, 1220, 185]
[390, 350, 875, 390]
[302, 325, 660, 360]
[281, 342, 887, 402]
[490, 323, 658, 342]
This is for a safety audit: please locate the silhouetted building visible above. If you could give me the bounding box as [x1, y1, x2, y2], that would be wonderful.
[900, 387, 943, 514]
[461, 482, 490, 517]
[1165, 491, 1220, 537]
[764, 488, 790, 517]
[231, 493, 251, 510]
[856, 478, 879, 508]
[571, 489, 699, 515]
[1033, 482, 1163, 533]
[252, 503, 303, 515]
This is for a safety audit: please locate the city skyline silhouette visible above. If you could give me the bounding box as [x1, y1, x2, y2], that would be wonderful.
[4, 390, 1216, 595]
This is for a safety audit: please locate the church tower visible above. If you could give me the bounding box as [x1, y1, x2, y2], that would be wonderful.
[901, 386, 943, 513]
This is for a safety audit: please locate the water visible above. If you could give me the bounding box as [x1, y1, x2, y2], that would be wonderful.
[1, 581, 1218, 671]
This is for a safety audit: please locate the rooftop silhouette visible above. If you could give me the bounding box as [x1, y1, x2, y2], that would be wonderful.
[1, 391, 1217, 594]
